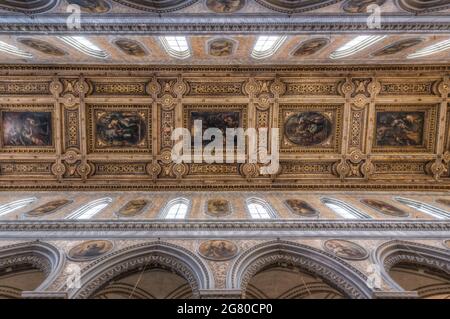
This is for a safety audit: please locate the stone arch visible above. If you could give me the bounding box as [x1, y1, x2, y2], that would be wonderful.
[228, 240, 373, 299]
[0, 241, 65, 292]
[372, 240, 450, 292]
[70, 241, 213, 299]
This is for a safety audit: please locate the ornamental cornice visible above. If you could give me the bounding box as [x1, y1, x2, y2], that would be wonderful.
[0, 15, 450, 34]
[0, 220, 448, 232]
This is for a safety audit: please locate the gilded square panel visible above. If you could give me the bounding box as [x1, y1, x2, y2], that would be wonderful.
[278, 104, 343, 153]
[372, 105, 438, 153]
[86, 104, 151, 153]
[183, 104, 248, 147]
[0, 105, 55, 153]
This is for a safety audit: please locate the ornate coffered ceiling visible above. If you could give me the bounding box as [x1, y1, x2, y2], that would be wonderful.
[0, 64, 448, 191]
[0, 1, 448, 191]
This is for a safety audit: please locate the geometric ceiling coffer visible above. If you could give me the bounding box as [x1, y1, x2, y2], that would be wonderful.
[396, 0, 450, 13]
[0, 0, 58, 14]
[206, 0, 246, 13]
[342, 0, 386, 13]
[111, 0, 199, 12]
[254, 0, 341, 13]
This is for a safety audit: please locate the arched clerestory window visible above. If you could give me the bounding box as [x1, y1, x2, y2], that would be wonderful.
[246, 198, 277, 219]
[395, 197, 449, 220]
[0, 197, 36, 218]
[321, 198, 371, 219]
[65, 198, 112, 220]
[160, 198, 190, 219]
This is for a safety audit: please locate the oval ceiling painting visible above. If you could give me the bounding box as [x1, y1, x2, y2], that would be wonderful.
[372, 38, 423, 57]
[444, 239, 450, 249]
[285, 199, 318, 217]
[18, 38, 67, 57]
[342, 0, 386, 13]
[255, 0, 340, 13]
[284, 112, 332, 146]
[198, 240, 238, 261]
[66, 0, 111, 13]
[361, 199, 409, 217]
[206, 199, 232, 217]
[25, 199, 73, 217]
[114, 39, 148, 57]
[206, 0, 245, 13]
[113, 0, 198, 12]
[208, 38, 235, 57]
[323, 239, 368, 260]
[292, 38, 329, 57]
[68, 240, 114, 261]
[117, 199, 148, 217]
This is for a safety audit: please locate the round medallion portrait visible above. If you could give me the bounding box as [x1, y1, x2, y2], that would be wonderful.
[284, 112, 332, 146]
[198, 240, 238, 261]
[206, 199, 232, 217]
[206, 0, 245, 13]
[323, 239, 368, 260]
[444, 239, 450, 249]
[68, 240, 113, 261]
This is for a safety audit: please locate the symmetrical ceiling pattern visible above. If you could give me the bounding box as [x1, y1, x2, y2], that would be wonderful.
[1, 0, 450, 14]
[0, 34, 449, 65]
[0, 64, 448, 190]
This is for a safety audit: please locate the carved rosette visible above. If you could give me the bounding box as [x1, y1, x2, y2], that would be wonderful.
[368, 79, 381, 97]
[434, 80, 449, 97]
[426, 159, 447, 181]
[353, 94, 369, 108]
[332, 159, 350, 181]
[173, 77, 187, 96]
[146, 78, 161, 96]
[348, 149, 365, 164]
[146, 162, 162, 180]
[256, 93, 271, 110]
[172, 163, 188, 179]
[76, 163, 93, 181]
[160, 149, 173, 165]
[270, 78, 286, 96]
[60, 93, 77, 107]
[243, 78, 259, 96]
[62, 150, 79, 165]
[74, 79, 92, 96]
[239, 163, 259, 180]
[360, 159, 374, 180]
[51, 162, 66, 181]
[338, 79, 354, 97]
[50, 78, 63, 97]
[160, 94, 175, 110]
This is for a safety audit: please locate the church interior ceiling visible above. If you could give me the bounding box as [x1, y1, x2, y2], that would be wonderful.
[0, 64, 448, 190]
[0, 1, 449, 303]
[0, 2, 447, 192]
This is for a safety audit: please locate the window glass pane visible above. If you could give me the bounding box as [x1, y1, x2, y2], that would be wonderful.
[0, 41, 33, 58]
[330, 35, 386, 59]
[0, 198, 36, 217]
[324, 202, 357, 219]
[408, 39, 450, 59]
